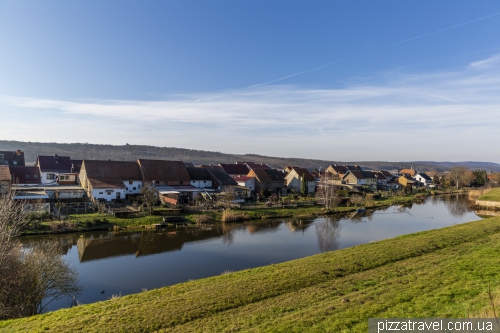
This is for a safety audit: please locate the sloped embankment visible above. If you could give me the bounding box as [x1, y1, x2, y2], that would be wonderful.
[2, 217, 500, 332]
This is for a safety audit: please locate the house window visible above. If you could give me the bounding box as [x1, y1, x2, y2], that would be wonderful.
[203, 180, 206, 183]
[133, 187, 136, 190]
[106, 191, 112, 195]
[47, 174, 55, 180]
[126, 187, 129, 191]
[99, 192, 103, 195]
[13, 161, 17, 165]
[129, 181, 133, 185]
[138, 184, 142, 189]
[34, 175, 38, 179]
[25, 174, 30, 179]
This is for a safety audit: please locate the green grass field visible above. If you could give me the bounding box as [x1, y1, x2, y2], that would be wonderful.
[479, 188, 500, 202]
[3, 214, 500, 332]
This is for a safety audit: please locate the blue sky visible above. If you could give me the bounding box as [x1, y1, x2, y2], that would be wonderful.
[1, 1, 500, 162]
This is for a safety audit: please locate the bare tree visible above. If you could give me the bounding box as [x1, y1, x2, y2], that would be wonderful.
[316, 172, 340, 211]
[0, 189, 80, 319]
[448, 166, 472, 189]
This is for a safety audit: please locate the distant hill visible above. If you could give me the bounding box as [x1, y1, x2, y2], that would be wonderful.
[1, 140, 499, 172]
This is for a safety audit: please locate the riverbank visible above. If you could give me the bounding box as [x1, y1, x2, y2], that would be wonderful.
[21, 189, 468, 235]
[2, 212, 499, 332]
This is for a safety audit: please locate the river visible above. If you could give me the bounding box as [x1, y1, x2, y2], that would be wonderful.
[20, 194, 481, 312]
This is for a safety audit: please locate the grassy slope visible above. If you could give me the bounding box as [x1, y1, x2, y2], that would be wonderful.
[479, 188, 500, 202]
[4, 217, 500, 332]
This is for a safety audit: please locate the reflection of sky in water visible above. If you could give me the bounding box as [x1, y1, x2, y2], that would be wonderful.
[37, 195, 479, 312]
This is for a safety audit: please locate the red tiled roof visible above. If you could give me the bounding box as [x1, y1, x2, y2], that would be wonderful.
[400, 169, 416, 176]
[138, 159, 191, 182]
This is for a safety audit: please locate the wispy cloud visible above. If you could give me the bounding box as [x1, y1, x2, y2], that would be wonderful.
[1, 55, 500, 162]
[470, 53, 500, 69]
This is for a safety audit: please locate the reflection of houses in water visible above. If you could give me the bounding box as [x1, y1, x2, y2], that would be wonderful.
[285, 219, 314, 233]
[242, 221, 282, 234]
[76, 228, 224, 262]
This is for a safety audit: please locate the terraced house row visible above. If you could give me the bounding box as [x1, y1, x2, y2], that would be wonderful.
[0, 150, 433, 204]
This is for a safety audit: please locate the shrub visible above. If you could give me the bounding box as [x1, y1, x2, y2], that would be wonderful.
[221, 210, 250, 222]
[195, 214, 212, 224]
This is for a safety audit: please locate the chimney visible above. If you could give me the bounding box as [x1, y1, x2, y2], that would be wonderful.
[16, 150, 22, 155]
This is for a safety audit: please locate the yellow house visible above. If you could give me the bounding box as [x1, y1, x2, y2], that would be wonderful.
[0, 166, 11, 196]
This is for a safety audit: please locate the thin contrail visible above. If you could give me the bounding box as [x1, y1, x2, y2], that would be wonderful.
[250, 12, 500, 88]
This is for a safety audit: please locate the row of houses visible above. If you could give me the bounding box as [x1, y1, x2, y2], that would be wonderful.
[0, 150, 434, 203]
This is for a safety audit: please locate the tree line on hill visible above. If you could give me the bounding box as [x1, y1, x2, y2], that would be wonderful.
[3, 140, 494, 172]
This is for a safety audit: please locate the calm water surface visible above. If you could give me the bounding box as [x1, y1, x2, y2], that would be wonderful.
[21, 195, 481, 311]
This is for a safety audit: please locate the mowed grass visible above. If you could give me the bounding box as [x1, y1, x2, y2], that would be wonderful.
[479, 188, 500, 202]
[3, 216, 500, 332]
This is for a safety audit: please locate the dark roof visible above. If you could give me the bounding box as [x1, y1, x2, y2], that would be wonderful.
[0, 150, 25, 166]
[343, 170, 376, 180]
[10, 166, 41, 184]
[83, 160, 142, 180]
[327, 165, 348, 175]
[378, 170, 394, 179]
[186, 167, 212, 181]
[416, 172, 432, 181]
[290, 167, 316, 181]
[252, 169, 284, 183]
[245, 162, 270, 170]
[37, 155, 73, 173]
[71, 160, 83, 173]
[233, 176, 255, 182]
[184, 162, 195, 168]
[219, 163, 250, 175]
[206, 168, 238, 185]
[346, 165, 363, 171]
[88, 177, 126, 189]
[0, 166, 11, 181]
[138, 159, 191, 182]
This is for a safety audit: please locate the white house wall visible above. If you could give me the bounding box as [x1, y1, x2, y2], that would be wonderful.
[190, 180, 213, 188]
[40, 171, 59, 185]
[91, 188, 126, 201]
[123, 180, 143, 195]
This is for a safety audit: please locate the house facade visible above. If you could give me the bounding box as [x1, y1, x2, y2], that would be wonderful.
[413, 173, 433, 187]
[0, 150, 25, 166]
[186, 167, 213, 188]
[138, 159, 191, 187]
[234, 176, 256, 192]
[284, 167, 316, 194]
[79, 160, 143, 201]
[0, 166, 11, 195]
[342, 170, 377, 189]
[36, 155, 79, 185]
[247, 169, 285, 194]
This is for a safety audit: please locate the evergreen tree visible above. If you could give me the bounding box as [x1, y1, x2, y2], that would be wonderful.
[300, 173, 308, 197]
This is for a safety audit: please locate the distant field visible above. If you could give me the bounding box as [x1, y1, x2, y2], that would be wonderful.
[478, 188, 500, 202]
[3, 216, 500, 332]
